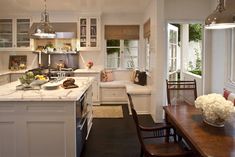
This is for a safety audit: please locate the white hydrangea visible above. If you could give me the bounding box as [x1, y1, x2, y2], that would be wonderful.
[195, 93, 234, 122]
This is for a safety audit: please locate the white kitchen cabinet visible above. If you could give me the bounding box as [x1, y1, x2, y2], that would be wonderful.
[0, 18, 32, 51]
[74, 71, 100, 105]
[0, 74, 10, 85]
[100, 87, 127, 103]
[78, 16, 100, 51]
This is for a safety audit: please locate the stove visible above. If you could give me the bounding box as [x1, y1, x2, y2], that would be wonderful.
[49, 68, 75, 77]
[28, 67, 76, 78]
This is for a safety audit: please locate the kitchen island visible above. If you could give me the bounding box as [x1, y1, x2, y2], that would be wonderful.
[0, 77, 94, 157]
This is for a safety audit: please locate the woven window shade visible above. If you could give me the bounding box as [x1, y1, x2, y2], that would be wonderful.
[144, 19, 150, 38]
[105, 25, 140, 40]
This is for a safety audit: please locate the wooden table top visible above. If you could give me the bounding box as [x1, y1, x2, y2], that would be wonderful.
[164, 104, 235, 157]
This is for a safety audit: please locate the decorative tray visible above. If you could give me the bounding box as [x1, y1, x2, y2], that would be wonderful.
[16, 84, 41, 90]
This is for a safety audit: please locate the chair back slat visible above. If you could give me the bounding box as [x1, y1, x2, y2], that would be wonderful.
[166, 79, 197, 106]
[127, 93, 148, 153]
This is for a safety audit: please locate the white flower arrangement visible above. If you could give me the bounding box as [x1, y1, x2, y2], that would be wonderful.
[195, 93, 234, 122]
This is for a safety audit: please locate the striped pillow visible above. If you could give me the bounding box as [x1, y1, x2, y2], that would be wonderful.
[223, 89, 235, 105]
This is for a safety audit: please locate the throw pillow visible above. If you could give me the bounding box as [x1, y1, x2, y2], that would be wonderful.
[134, 70, 147, 86]
[223, 88, 235, 105]
[130, 69, 137, 82]
[101, 70, 113, 82]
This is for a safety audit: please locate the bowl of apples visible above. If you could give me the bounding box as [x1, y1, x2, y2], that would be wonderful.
[31, 75, 49, 86]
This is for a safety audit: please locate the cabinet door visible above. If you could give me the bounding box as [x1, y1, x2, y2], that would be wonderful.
[0, 74, 10, 85]
[10, 73, 24, 82]
[0, 19, 13, 48]
[91, 80, 99, 102]
[78, 17, 100, 51]
[89, 18, 97, 48]
[79, 18, 88, 48]
[16, 19, 30, 48]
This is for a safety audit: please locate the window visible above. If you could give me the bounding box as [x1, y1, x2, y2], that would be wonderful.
[106, 40, 138, 69]
[145, 38, 150, 71]
[167, 24, 179, 81]
[144, 19, 150, 72]
[228, 28, 235, 86]
[185, 24, 202, 76]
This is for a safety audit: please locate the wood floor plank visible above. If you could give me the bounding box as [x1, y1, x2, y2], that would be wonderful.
[81, 104, 154, 157]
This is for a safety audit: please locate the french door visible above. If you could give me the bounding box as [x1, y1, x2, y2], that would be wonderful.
[167, 24, 179, 81]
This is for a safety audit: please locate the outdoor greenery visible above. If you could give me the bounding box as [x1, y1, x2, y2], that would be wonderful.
[188, 48, 202, 76]
[189, 24, 202, 42]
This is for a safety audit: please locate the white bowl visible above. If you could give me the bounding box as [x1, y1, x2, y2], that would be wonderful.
[42, 82, 60, 90]
[31, 79, 49, 85]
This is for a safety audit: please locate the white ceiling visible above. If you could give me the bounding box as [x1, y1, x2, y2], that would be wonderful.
[0, 0, 152, 14]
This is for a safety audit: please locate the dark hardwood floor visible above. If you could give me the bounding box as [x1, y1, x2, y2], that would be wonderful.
[81, 104, 155, 157]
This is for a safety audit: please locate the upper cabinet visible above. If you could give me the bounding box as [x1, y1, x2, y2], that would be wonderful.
[78, 16, 100, 51]
[0, 18, 32, 51]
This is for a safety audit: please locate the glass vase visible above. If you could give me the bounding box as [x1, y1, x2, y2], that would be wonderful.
[202, 112, 225, 127]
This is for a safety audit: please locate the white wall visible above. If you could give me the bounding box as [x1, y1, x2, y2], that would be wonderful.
[143, 0, 157, 121]
[165, 0, 214, 21]
[204, 0, 235, 93]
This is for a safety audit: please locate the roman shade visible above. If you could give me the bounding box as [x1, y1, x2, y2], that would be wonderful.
[144, 19, 150, 38]
[105, 25, 140, 40]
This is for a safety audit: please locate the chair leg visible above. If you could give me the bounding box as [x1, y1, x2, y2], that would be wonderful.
[140, 148, 144, 157]
[173, 128, 177, 142]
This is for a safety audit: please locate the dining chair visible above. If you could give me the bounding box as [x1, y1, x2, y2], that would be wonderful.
[127, 93, 192, 157]
[166, 79, 197, 106]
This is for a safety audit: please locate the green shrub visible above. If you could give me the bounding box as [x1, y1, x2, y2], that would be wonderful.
[189, 70, 202, 76]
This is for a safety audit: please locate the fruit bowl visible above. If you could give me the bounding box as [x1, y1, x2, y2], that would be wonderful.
[31, 79, 49, 85]
[31, 75, 49, 85]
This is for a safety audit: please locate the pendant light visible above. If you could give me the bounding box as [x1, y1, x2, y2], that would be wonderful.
[205, 0, 235, 29]
[32, 0, 56, 38]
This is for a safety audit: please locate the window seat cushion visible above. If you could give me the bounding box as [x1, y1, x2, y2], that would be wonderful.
[126, 84, 151, 95]
[100, 80, 132, 88]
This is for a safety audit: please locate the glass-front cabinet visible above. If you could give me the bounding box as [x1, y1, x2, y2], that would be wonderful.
[16, 19, 30, 48]
[0, 18, 31, 51]
[0, 19, 13, 48]
[78, 16, 100, 51]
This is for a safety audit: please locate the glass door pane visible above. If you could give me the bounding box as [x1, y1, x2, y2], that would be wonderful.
[80, 18, 87, 47]
[0, 19, 13, 48]
[90, 18, 97, 47]
[17, 19, 30, 47]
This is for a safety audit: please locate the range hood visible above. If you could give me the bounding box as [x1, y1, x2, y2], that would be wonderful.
[29, 22, 77, 39]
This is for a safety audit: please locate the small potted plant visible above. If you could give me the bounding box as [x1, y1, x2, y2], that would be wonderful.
[87, 60, 94, 69]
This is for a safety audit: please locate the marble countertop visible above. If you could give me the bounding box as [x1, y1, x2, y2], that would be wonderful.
[74, 68, 101, 73]
[0, 77, 93, 102]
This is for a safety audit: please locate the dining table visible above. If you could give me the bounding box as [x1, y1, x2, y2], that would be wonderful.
[163, 103, 235, 157]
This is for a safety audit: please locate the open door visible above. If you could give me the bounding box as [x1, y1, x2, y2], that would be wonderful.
[167, 24, 179, 81]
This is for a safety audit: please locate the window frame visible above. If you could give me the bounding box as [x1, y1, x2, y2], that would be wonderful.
[145, 37, 150, 72]
[106, 39, 139, 69]
[227, 28, 235, 87]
